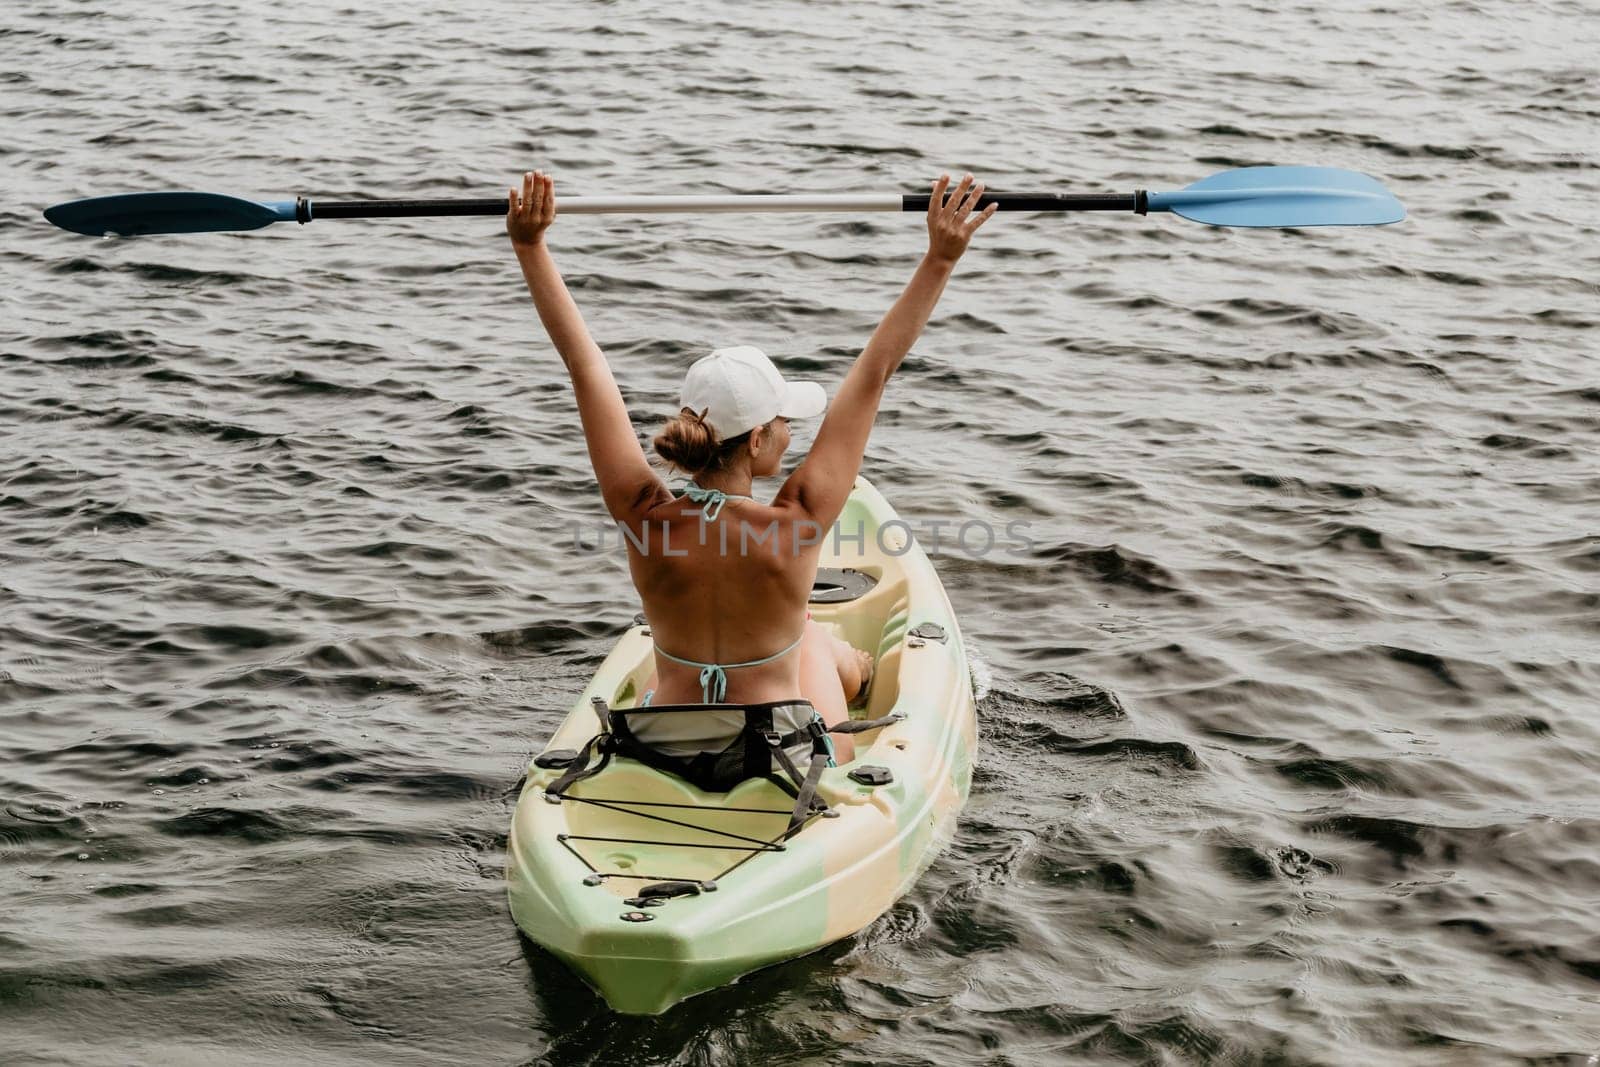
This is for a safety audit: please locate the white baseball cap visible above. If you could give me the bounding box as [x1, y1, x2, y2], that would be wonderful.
[680, 345, 827, 439]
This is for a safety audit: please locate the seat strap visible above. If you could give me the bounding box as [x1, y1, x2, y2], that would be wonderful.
[827, 712, 907, 735]
[745, 705, 776, 783]
[545, 731, 613, 798]
[764, 717, 833, 835]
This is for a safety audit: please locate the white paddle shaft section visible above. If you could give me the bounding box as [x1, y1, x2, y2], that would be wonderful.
[555, 193, 905, 214]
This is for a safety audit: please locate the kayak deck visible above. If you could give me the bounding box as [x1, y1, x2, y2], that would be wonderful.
[507, 475, 976, 1013]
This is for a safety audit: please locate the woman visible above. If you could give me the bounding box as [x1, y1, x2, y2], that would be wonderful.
[508, 169, 995, 765]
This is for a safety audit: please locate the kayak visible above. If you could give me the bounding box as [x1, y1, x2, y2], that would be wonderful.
[506, 474, 977, 1014]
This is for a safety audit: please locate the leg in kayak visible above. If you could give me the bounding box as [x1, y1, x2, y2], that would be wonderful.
[639, 619, 868, 765]
[796, 621, 860, 765]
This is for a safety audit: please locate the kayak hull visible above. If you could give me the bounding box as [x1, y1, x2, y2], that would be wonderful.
[507, 475, 977, 1014]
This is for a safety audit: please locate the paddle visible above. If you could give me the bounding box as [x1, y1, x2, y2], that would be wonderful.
[42, 165, 1403, 237]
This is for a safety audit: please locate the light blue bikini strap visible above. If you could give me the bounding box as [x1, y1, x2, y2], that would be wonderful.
[654, 633, 806, 704]
[680, 483, 752, 522]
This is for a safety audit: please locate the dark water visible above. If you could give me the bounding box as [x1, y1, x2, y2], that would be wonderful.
[3, 0, 1598, 1063]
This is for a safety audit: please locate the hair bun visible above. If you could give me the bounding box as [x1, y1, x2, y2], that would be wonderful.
[653, 407, 721, 472]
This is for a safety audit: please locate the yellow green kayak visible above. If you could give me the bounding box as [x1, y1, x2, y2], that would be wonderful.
[506, 475, 977, 1014]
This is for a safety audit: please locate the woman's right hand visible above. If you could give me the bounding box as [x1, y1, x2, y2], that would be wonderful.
[926, 172, 996, 265]
[507, 169, 557, 249]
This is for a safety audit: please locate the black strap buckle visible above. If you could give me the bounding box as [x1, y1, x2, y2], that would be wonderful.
[805, 718, 832, 754]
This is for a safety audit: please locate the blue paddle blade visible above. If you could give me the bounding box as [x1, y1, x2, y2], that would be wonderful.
[43, 192, 299, 236]
[1145, 166, 1405, 227]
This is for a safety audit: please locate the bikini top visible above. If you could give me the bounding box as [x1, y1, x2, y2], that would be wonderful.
[652, 481, 803, 703]
[679, 483, 749, 522]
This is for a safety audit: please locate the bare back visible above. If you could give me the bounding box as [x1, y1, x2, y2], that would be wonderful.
[626, 492, 824, 705]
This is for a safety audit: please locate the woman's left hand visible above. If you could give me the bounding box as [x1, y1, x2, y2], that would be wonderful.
[507, 169, 556, 248]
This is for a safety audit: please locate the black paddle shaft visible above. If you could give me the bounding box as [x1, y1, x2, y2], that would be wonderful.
[902, 192, 1147, 214]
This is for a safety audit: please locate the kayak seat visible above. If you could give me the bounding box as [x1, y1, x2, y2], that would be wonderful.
[545, 697, 905, 834]
[615, 698, 828, 794]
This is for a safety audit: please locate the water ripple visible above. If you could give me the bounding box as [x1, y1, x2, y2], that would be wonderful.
[4, 0, 1598, 1061]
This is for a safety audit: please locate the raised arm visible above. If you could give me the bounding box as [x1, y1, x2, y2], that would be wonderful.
[508, 170, 666, 521]
[778, 173, 996, 526]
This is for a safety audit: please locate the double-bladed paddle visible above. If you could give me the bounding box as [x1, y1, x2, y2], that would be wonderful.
[42, 165, 1404, 238]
